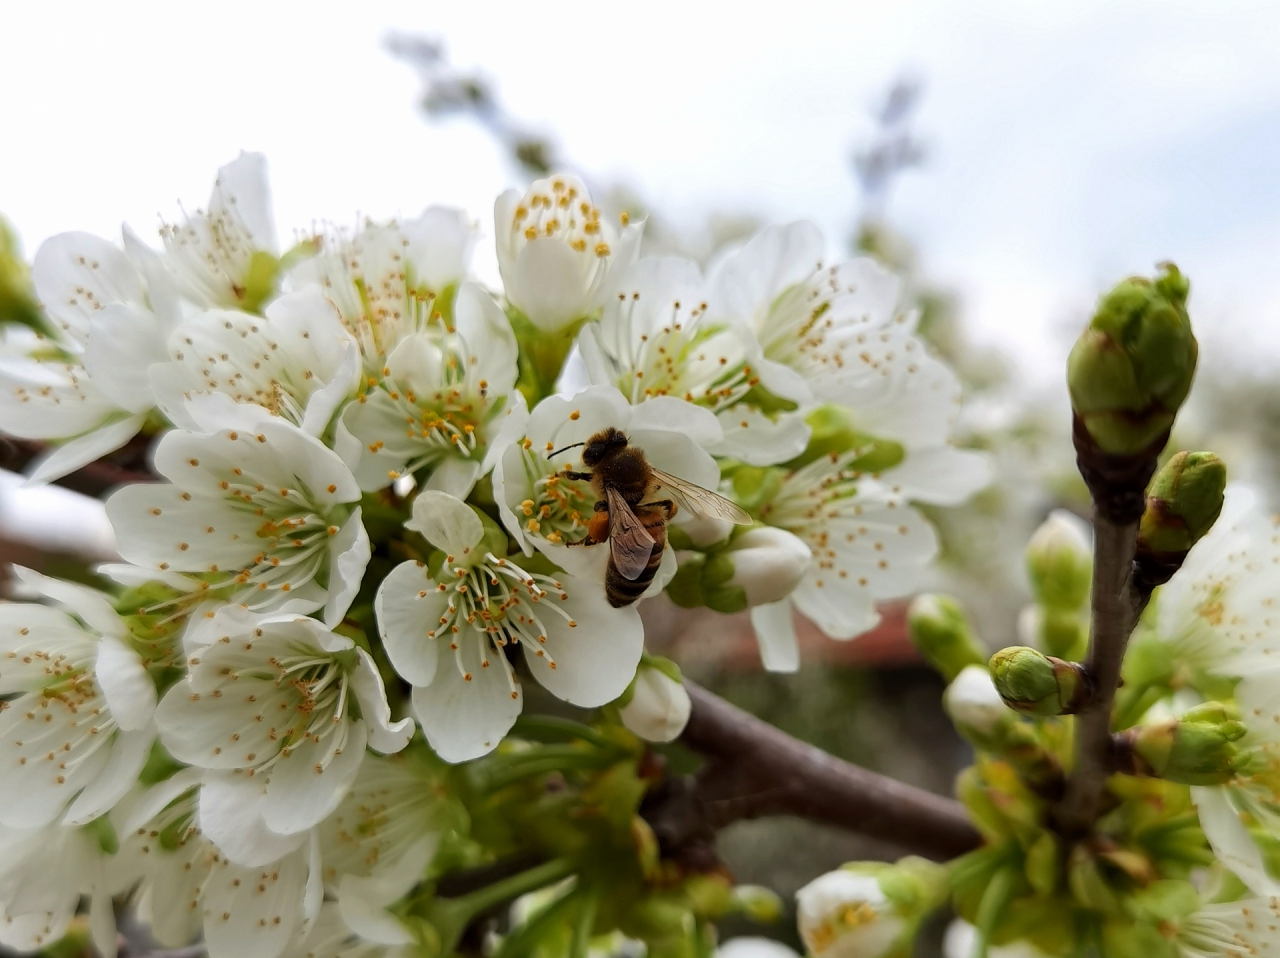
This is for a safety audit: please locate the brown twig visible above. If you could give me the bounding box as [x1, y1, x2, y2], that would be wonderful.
[643, 681, 982, 864]
[1053, 513, 1140, 835]
[0, 436, 156, 497]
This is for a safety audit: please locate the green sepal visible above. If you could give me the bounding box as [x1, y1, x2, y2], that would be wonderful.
[238, 249, 281, 315]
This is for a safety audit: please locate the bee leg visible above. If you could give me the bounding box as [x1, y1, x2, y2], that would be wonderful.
[639, 498, 677, 519]
[561, 470, 593, 481]
[593, 500, 608, 512]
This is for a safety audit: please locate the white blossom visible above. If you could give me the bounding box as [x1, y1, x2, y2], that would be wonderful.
[160, 152, 279, 311]
[0, 227, 179, 483]
[287, 207, 478, 371]
[707, 221, 990, 501]
[319, 752, 457, 946]
[105, 408, 369, 627]
[576, 256, 805, 466]
[715, 940, 801, 958]
[618, 663, 691, 743]
[121, 769, 322, 958]
[0, 814, 131, 957]
[154, 606, 411, 853]
[747, 452, 939, 668]
[796, 869, 904, 958]
[0, 567, 156, 829]
[495, 174, 642, 333]
[375, 491, 644, 763]
[337, 282, 524, 497]
[151, 287, 361, 438]
[1175, 897, 1280, 958]
[280, 902, 412, 958]
[490, 385, 721, 581]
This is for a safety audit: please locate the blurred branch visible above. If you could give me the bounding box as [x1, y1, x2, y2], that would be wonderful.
[0, 436, 155, 498]
[386, 32, 560, 178]
[644, 681, 981, 865]
[852, 76, 926, 217]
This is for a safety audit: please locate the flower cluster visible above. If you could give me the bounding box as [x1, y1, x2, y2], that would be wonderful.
[0, 155, 986, 958]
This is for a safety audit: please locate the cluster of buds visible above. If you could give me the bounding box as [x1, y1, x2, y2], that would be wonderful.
[1067, 263, 1198, 523]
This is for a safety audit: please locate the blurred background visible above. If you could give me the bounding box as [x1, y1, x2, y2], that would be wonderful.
[4, 1, 1280, 952]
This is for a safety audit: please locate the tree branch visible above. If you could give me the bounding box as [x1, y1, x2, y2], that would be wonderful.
[1053, 513, 1140, 835]
[0, 437, 155, 498]
[643, 681, 982, 864]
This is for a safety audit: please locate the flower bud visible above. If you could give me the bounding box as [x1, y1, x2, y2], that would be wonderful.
[619, 658, 691, 743]
[667, 527, 810, 614]
[907, 594, 987, 682]
[725, 527, 811, 606]
[796, 859, 945, 958]
[732, 886, 784, 925]
[1067, 263, 1197, 456]
[1114, 702, 1245, 786]
[1135, 451, 1226, 590]
[989, 647, 1091, 716]
[943, 665, 1014, 744]
[1025, 511, 1091, 611]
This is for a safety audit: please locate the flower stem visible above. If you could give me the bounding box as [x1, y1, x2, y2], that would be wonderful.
[450, 857, 575, 919]
[569, 888, 599, 958]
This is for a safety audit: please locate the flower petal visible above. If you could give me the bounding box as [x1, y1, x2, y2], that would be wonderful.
[349, 649, 414, 754]
[25, 414, 145, 486]
[32, 232, 144, 346]
[201, 847, 307, 958]
[750, 600, 801, 673]
[12, 565, 123, 638]
[198, 772, 308, 867]
[523, 575, 644, 708]
[96, 634, 157, 730]
[405, 490, 483, 556]
[62, 725, 154, 826]
[261, 720, 367, 836]
[375, 561, 443, 688]
[412, 640, 521, 763]
[84, 302, 167, 413]
[324, 509, 370, 628]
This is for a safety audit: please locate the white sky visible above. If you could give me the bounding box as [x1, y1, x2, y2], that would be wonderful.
[3, 0, 1279, 380]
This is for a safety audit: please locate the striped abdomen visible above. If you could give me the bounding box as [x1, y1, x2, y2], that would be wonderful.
[604, 504, 669, 608]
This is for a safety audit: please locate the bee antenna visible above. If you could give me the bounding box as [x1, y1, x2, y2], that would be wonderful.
[548, 441, 586, 459]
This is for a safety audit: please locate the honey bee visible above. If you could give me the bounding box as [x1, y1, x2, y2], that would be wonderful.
[554, 427, 751, 607]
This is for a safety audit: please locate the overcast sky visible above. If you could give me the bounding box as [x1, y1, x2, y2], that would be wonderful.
[3, 0, 1279, 380]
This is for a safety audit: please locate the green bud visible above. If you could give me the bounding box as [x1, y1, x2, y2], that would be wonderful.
[1025, 510, 1092, 610]
[1067, 263, 1197, 454]
[1122, 703, 1244, 786]
[989, 646, 1090, 716]
[907, 594, 986, 681]
[731, 885, 784, 925]
[1138, 451, 1226, 556]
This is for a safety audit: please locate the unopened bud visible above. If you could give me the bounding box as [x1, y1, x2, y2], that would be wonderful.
[1113, 701, 1244, 786]
[943, 665, 1014, 743]
[619, 657, 691, 743]
[1025, 511, 1092, 610]
[1067, 263, 1197, 456]
[989, 646, 1092, 716]
[907, 594, 986, 682]
[732, 885, 785, 925]
[797, 870, 899, 958]
[726, 527, 811, 606]
[1135, 451, 1226, 590]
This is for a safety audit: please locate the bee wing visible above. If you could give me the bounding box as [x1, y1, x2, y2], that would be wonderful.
[606, 485, 656, 581]
[650, 468, 752, 525]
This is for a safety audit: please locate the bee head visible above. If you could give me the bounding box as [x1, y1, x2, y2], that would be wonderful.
[582, 427, 629, 466]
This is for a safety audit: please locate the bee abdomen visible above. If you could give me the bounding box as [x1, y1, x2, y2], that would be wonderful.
[605, 517, 667, 608]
